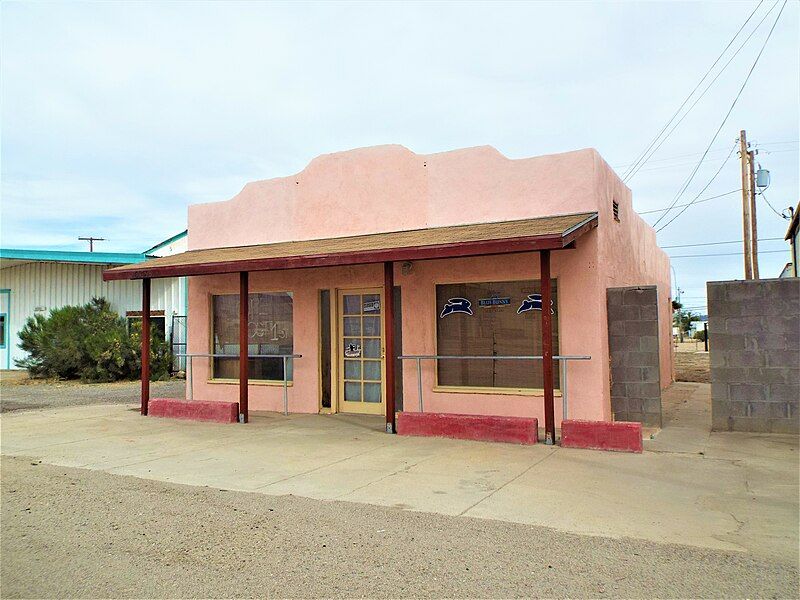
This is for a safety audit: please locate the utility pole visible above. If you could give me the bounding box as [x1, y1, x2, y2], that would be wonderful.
[748, 148, 759, 279]
[78, 236, 105, 252]
[739, 130, 753, 279]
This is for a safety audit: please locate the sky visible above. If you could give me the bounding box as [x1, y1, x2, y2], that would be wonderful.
[1, 0, 798, 311]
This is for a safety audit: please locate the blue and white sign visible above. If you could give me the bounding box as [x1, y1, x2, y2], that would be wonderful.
[517, 294, 556, 315]
[478, 296, 511, 308]
[440, 297, 473, 318]
[517, 294, 542, 314]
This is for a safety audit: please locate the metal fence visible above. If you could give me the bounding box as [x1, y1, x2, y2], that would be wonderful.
[175, 353, 302, 415]
[397, 354, 591, 419]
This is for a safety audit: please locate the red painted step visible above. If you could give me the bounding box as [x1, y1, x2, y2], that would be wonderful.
[397, 412, 538, 445]
[148, 398, 239, 424]
[561, 419, 642, 453]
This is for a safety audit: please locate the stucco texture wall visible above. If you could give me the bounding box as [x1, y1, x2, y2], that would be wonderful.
[185, 144, 671, 423]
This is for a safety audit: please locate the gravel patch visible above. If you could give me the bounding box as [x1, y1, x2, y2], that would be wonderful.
[0, 378, 184, 413]
[1, 456, 796, 599]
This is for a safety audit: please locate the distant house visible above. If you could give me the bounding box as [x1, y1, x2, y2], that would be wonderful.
[780, 201, 799, 278]
[0, 231, 187, 370]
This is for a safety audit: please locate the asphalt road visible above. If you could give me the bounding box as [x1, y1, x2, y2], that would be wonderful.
[0, 378, 184, 413]
[2, 456, 796, 599]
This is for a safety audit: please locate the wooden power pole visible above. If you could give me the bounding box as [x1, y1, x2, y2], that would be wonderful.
[748, 148, 759, 279]
[739, 130, 753, 279]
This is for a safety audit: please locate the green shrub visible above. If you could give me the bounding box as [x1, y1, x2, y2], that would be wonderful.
[693, 329, 707, 342]
[16, 297, 171, 382]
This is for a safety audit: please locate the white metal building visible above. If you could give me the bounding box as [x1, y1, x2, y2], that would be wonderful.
[0, 231, 188, 370]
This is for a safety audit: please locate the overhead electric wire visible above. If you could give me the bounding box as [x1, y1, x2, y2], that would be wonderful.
[760, 190, 790, 219]
[661, 236, 783, 248]
[668, 249, 786, 258]
[638, 189, 740, 215]
[612, 140, 797, 170]
[654, 0, 788, 233]
[625, 0, 780, 183]
[653, 141, 738, 230]
[620, 0, 765, 182]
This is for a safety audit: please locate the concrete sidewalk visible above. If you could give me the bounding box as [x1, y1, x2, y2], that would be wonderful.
[1, 383, 797, 565]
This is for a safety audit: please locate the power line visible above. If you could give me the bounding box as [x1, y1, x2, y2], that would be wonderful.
[654, 0, 789, 233]
[661, 236, 783, 248]
[612, 140, 798, 170]
[654, 141, 738, 230]
[638, 189, 740, 215]
[620, 0, 766, 182]
[759, 190, 791, 219]
[669, 249, 786, 258]
[626, 1, 781, 184]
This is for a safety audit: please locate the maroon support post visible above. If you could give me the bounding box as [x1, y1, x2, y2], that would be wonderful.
[141, 278, 151, 416]
[383, 261, 396, 433]
[239, 271, 249, 423]
[540, 250, 555, 444]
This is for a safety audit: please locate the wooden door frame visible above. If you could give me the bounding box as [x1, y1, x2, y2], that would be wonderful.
[335, 287, 386, 416]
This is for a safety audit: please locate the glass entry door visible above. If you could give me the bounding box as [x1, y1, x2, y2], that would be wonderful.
[337, 288, 385, 415]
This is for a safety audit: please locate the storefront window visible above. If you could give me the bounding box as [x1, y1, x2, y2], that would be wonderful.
[436, 280, 559, 390]
[212, 292, 293, 381]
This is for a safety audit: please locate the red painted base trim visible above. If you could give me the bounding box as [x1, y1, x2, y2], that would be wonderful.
[148, 398, 239, 424]
[561, 419, 642, 453]
[397, 412, 538, 445]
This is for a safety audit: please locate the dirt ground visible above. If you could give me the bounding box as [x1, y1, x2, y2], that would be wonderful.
[672, 342, 711, 383]
[0, 375, 184, 413]
[1, 456, 796, 599]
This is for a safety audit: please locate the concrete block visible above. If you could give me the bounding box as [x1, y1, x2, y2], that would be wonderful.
[611, 382, 627, 397]
[625, 320, 658, 336]
[625, 351, 660, 367]
[709, 333, 744, 352]
[627, 382, 661, 399]
[608, 321, 626, 337]
[764, 349, 800, 369]
[729, 383, 767, 403]
[627, 398, 643, 413]
[768, 417, 800, 435]
[725, 350, 765, 368]
[623, 287, 656, 307]
[608, 304, 638, 321]
[640, 304, 658, 320]
[640, 366, 660, 382]
[639, 337, 660, 353]
[768, 383, 800, 403]
[643, 398, 662, 415]
[711, 382, 729, 401]
[607, 290, 623, 306]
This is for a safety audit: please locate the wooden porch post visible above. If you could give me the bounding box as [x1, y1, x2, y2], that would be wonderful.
[141, 278, 151, 416]
[540, 250, 555, 444]
[383, 261, 396, 433]
[239, 271, 249, 423]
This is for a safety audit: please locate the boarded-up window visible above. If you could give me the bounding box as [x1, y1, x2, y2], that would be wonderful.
[436, 280, 559, 390]
[212, 292, 293, 381]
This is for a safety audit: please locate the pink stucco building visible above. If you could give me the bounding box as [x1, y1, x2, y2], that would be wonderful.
[106, 144, 672, 444]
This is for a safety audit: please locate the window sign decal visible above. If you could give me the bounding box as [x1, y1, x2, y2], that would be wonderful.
[478, 295, 511, 308]
[363, 300, 380, 312]
[440, 297, 473, 318]
[517, 294, 555, 315]
[344, 343, 362, 358]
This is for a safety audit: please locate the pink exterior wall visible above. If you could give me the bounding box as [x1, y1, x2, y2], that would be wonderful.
[185, 145, 672, 422]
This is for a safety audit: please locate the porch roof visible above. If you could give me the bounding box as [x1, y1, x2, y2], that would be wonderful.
[103, 211, 598, 281]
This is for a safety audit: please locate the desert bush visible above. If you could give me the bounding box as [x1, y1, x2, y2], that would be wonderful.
[16, 297, 171, 382]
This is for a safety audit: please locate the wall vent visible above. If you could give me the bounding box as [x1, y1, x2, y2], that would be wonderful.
[613, 200, 620, 222]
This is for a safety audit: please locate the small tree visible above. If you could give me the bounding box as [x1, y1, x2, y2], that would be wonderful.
[673, 308, 700, 343]
[16, 297, 172, 382]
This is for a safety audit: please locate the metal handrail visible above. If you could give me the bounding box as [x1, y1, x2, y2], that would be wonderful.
[176, 353, 302, 416]
[397, 354, 591, 418]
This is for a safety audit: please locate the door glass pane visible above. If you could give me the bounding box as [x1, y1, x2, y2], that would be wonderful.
[344, 360, 361, 380]
[363, 338, 381, 358]
[343, 295, 361, 315]
[363, 316, 380, 336]
[343, 339, 361, 358]
[343, 316, 361, 336]
[363, 382, 381, 402]
[345, 382, 361, 401]
[362, 294, 380, 314]
[363, 361, 381, 381]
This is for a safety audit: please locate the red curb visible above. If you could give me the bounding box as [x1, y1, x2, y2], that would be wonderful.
[148, 398, 239, 424]
[397, 412, 538, 445]
[561, 419, 642, 453]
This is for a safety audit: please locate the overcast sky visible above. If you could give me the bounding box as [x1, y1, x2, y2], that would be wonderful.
[1, 1, 798, 310]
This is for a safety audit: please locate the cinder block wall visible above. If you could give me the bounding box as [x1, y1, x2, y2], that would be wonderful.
[607, 286, 662, 427]
[708, 278, 800, 434]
